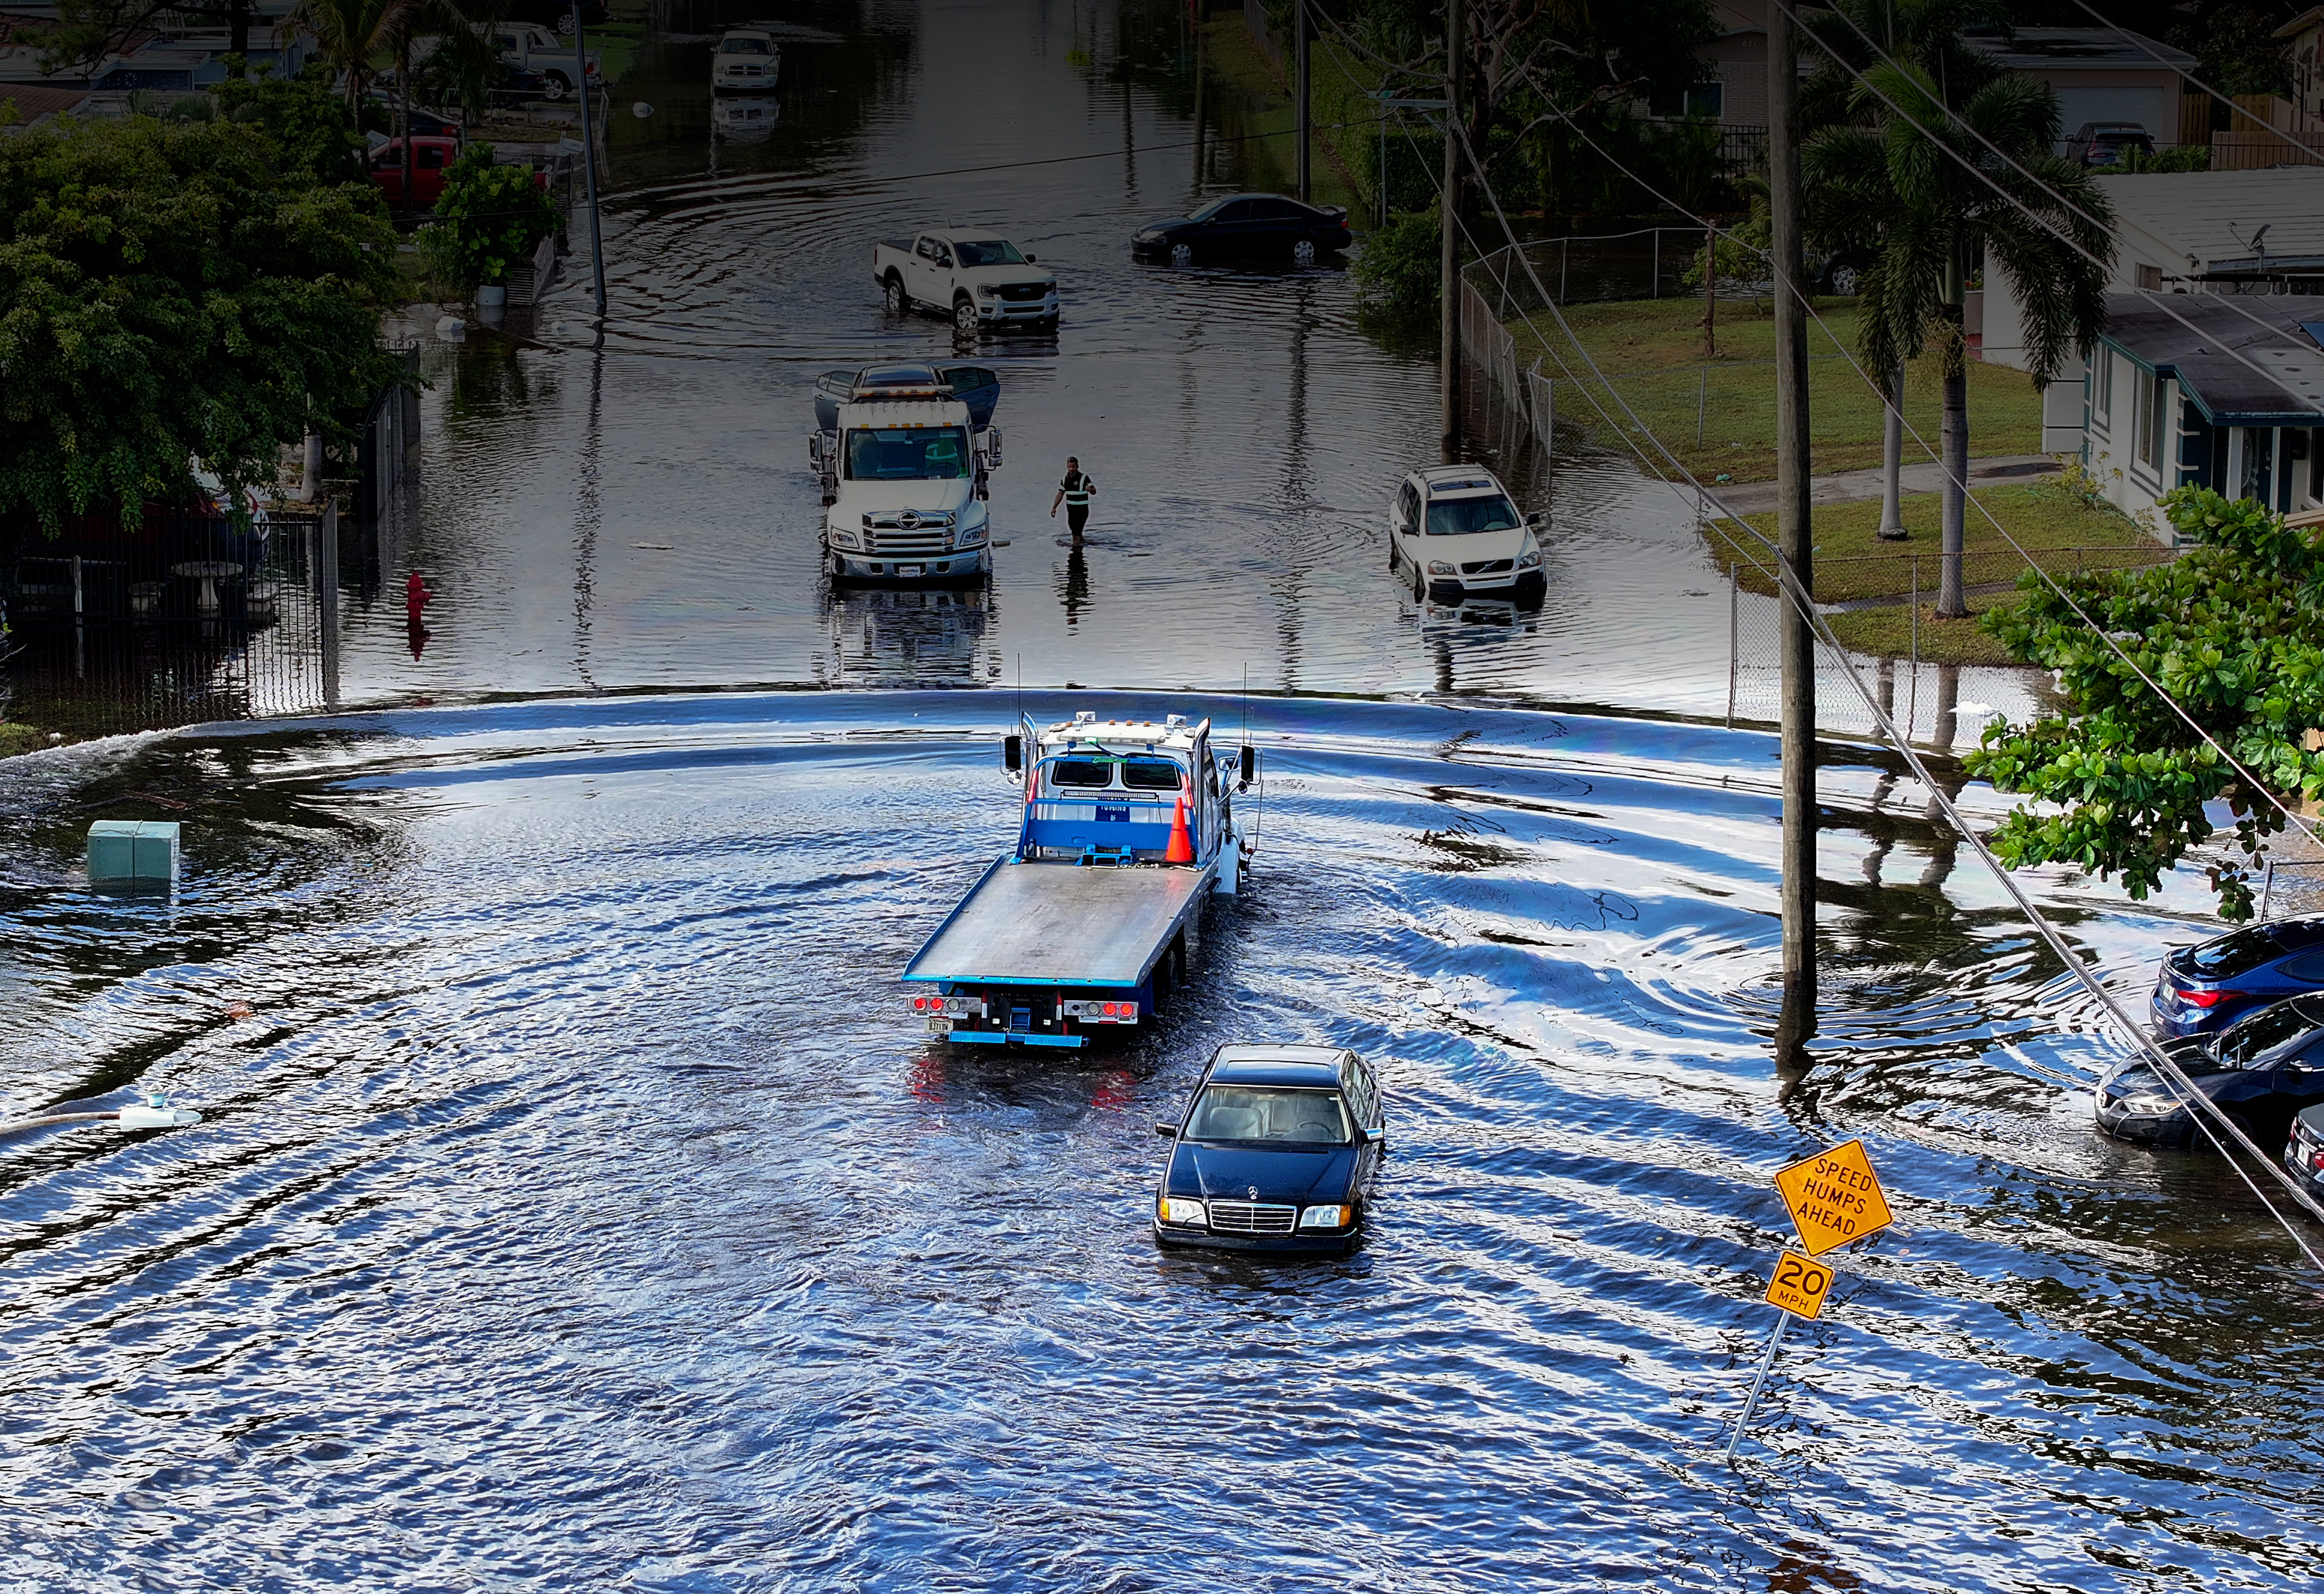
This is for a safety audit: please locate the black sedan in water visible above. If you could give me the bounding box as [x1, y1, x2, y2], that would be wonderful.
[1131, 193, 1353, 268]
[2099, 994, 2324, 1148]
[1152, 1044, 1384, 1255]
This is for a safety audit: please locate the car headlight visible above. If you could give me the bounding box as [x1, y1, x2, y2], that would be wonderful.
[1159, 1196, 1207, 1226]
[1518, 548, 1542, 569]
[1427, 560, 1455, 576]
[1137, 229, 1162, 241]
[978, 284, 998, 297]
[2110, 1087, 2185, 1116]
[829, 529, 861, 550]
[1300, 1204, 1353, 1229]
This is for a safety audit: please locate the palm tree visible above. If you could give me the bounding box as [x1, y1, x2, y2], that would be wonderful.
[1805, 62, 2112, 616]
[286, 0, 417, 117]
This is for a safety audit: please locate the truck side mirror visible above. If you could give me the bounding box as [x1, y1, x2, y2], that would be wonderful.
[1002, 734, 1022, 773]
[1238, 744, 1257, 789]
[987, 428, 1002, 467]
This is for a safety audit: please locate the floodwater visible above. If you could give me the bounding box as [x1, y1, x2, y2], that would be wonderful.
[5, 3, 2316, 1591]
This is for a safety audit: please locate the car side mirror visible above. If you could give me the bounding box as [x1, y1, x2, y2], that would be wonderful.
[1154, 1120, 1178, 1138]
[1527, 510, 1548, 529]
[1003, 734, 1023, 774]
[1238, 744, 1257, 789]
[1024, 254, 1037, 264]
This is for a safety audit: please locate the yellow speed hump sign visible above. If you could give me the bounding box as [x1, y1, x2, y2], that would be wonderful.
[1763, 1250, 1835, 1320]
[1773, 1139, 1894, 1256]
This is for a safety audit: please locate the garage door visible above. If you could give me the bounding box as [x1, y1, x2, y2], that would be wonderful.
[2054, 87, 2167, 145]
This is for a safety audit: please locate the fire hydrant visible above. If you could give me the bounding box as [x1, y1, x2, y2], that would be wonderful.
[405, 570, 434, 622]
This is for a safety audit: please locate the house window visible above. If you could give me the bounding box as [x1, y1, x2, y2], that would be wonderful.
[1648, 81, 1724, 119]
[2134, 371, 2158, 466]
[2094, 350, 2113, 423]
[2135, 263, 2163, 292]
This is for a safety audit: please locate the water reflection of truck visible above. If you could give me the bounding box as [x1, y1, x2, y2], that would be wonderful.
[903, 711, 1258, 1048]
[809, 363, 1002, 583]
[815, 584, 999, 686]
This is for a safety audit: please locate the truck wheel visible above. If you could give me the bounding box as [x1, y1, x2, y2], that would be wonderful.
[952, 297, 979, 336]
[884, 273, 910, 314]
[1169, 242, 1193, 267]
[1292, 239, 1317, 267]
[540, 72, 572, 102]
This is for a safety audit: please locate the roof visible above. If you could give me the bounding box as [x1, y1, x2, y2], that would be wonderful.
[1416, 464, 1509, 497]
[1035, 711, 1208, 749]
[2094, 170, 2324, 276]
[1961, 26, 2195, 72]
[1210, 1046, 1347, 1086]
[2100, 292, 2324, 424]
[0, 81, 85, 125]
[2277, 8, 2324, 41]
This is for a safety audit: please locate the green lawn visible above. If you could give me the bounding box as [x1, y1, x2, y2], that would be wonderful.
[1705, 480, 2164, 604]
[1510, 299, 2047, 484]
[1823, 594, 2020, 667]
[0, 721, 46, 759]
[1201, 21, 1374, 221]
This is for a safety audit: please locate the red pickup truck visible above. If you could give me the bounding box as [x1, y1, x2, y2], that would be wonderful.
[370, 135, 551, 210]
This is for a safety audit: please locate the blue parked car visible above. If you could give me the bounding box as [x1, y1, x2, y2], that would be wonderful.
[2100, 995, 2324, 1148]
[1152, 1045, 1385, 1256]
[2150, 916, 2324, 1037]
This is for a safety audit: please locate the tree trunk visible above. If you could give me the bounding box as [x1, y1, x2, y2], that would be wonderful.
[1702, 223, 1716, 359]
[1937, 329, 1969, 616]
[228, 0, 250, 72]
[1877, 359, 1907, 539]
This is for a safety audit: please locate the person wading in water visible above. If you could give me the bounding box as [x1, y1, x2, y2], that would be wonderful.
[1050, 456, 1096, 541]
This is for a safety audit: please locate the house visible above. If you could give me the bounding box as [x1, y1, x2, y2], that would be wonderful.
[1960, 27, 2200, 150]
[2079, 294, 2324, 532]
[0, 12, 304, 109]
[0, 78, 82, 129]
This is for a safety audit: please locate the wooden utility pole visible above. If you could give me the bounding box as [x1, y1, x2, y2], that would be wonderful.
[1438, 0, 1464, 464]
[1769, 2, 1817, 1043]
[574, 10, 609, 316]
[1294, 0, 1310, 203]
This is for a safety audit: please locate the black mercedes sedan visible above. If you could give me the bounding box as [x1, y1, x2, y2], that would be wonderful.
[2097, 994, 2324, 1149]
[1131, 193, 1353, 268]
[1152, 1044, 1384, 1255]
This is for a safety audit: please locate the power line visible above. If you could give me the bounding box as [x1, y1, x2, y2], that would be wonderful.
[1440, 118, 2324, 1256]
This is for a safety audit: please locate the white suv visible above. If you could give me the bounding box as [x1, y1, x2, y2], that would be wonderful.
[1389, 466, 1545, 603]
[712, 29, 779, 92]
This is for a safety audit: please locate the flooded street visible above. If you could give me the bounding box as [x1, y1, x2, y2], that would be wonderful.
[3, 3, 2319, 1591]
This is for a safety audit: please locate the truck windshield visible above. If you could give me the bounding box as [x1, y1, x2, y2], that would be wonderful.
[954, 240, 1026, 266]
[1185, 1086, 1350, 1145]
[1425, 495, 1521, 535]
[1119, 757, 1183, 789]
[846, 427, 970, 480]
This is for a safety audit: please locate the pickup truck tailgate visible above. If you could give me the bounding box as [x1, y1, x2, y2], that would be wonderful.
[905, 859, 1206, 987]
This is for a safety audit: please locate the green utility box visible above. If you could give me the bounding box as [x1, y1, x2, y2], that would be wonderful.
[88, 820, 181, 884]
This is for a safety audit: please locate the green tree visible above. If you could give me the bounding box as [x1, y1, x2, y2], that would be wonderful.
[209, 70, 378, 192]
[33, 0, 268, 78]
[0, 115, 402, 534]
[416, 143, 559, 290]
[286, 0, 418, 115]
[1803, 57, 2112, 616]
[1969, 486, 2324, 922]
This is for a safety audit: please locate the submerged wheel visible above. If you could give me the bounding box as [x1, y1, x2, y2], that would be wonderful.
[1292, 238, 1317, 267]
[884, 273, 910, 314]
[1169, 242, 1193, 267]
[953, 296, 979, 336]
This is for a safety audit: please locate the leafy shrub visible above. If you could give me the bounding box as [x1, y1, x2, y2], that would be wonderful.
[2115, 143, 2211, 173]
[416, 144, 560, 292]
[1351, 210, 1440, 318]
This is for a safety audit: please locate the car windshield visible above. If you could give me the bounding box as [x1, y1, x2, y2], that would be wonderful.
[2184, 926, 2292, 977]
[954, 240, 1026, 266]
[1425, 495, 1522, 535]
[1185, 1086, 1350, 1145]
[2219, 1001, 2321, 1067]
[719, 37, 770, 53]
[845, 427, 969, 481]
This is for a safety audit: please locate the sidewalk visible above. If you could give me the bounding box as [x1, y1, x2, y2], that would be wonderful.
[1710, 453, 2060, 516]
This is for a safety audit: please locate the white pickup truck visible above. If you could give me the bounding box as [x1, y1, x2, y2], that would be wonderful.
[491, 23, 600, 101]
[810, 364, 1004, 584]
[871, 231, 1059, 336]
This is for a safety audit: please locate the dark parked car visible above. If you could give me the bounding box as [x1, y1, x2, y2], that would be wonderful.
[2151, 915, 2324, 1037]
[1152, 1044, 1384, 1255]
[2099, 995, 2324, 1148]
[1132, 193, 1353, 268]
[2288, 1103, 2324, 1201]
[2070, 120, 2154, 167]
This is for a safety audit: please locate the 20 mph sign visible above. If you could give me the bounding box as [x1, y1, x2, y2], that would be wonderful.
[1773, 1139, 1894, 1256]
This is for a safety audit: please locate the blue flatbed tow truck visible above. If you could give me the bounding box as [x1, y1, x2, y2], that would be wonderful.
[904, 710, 1257, 1047]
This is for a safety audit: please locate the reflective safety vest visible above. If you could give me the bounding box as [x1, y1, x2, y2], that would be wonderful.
[1059, 471, 1094, 506]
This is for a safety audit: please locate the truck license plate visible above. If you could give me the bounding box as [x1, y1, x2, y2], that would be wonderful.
[925, 1016, 952, 1034]
[897, 564, 923, 577]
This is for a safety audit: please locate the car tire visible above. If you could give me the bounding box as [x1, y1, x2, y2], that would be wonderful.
[1410, 564, 1425, 603]
[884, 274, 910, 314]
[1169, 242, 1193, 267]
[540, 73, 572, 103]
[953, 297, 978, 336]
[1292, 238, 1317, 267]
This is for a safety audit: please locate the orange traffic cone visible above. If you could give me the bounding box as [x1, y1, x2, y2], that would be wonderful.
[1165, 789, 1195, 864]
